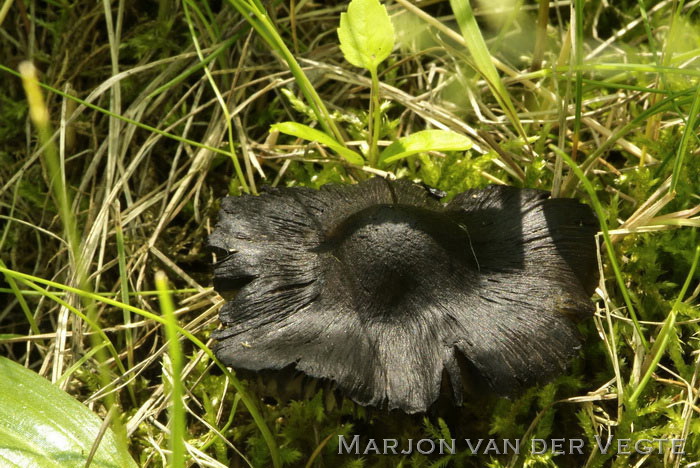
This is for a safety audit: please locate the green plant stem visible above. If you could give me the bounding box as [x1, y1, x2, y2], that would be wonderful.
[369, 67, 381, 167]
[446, 0, 531, 155]
[0, 0, 13, 26]
[113, 227, 138, 405]
[146, 34, 242, 100]
[0, 288, 201, 296]
[0, 64, 236, 162]
[0, 184, 41, 336]
[670, 84, 700, 194]
[571, 0, 584, 163]
[226, 0, 345, 145]
[0, 265, 282, 468]
[531, 0, 550, 71]
[0, 259, 40, 336]
[183, 0, 250, 194]
[628, 245, 700, 407]
[19, 62, 119, 424]
[3, 270, 128, 381]
[560, 85, 695, 195]
[156, 272, 185, 468]
[19, 64, 79, 263]
[114, 206, 135, 385]
[550, 144, 648, 350]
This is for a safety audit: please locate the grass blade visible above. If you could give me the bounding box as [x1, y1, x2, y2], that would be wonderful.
[628, 245, 700, 406]
[156, 271, 186, 468]
[225, 0, 345, 146]
[448, 0, 530, 154]
[671, 84, 700, 194]
[550, 144, 648, 350]
[0, 264, 282, 468]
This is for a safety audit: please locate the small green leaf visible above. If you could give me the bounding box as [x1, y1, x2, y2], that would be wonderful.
[337, 0, 395, 71]
[272, 122, 364, 165]
[0, 356, 138, 468]
[379, 130, 472, 165]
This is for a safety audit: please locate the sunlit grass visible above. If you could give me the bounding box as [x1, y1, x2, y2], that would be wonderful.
[1, 0, 698, 467]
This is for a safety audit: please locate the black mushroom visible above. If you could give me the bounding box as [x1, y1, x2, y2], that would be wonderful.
[209, 178, 599, 414]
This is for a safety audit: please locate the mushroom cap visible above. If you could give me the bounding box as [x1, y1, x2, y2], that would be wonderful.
[210, 178, 599, 413]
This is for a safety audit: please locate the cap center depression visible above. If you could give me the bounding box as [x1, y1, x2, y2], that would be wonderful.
[319, 203, 476, 307]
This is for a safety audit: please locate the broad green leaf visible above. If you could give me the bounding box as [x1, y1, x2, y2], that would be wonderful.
[379, 130, 472, 165]
[0, 356, 137, 468]
[338, 0, 395, 70]
[272, 122, 364, 165]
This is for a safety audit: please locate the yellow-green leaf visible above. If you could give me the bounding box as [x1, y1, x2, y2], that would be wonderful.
[272, 122, 364, 165]
[379, 130, 472, 165]
[338, 0, 395, 71]
[0, 356, 137, 468]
